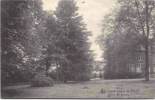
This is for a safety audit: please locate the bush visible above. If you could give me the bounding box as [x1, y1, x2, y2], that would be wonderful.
[31, 73, 54, 87]
[104, 71, 144, 79]
[75, 73, 90, 81]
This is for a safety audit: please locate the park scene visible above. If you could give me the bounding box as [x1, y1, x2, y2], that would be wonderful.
[1, 0, 155, 99]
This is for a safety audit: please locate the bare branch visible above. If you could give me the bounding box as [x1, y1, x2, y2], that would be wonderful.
[135, 0, 146, 36]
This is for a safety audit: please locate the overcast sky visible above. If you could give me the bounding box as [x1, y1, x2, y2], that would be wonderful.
[42, 0, 116, 61]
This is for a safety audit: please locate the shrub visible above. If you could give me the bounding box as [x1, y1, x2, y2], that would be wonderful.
[31, 73, 54, 87]
[104, 71, 144, 79]
[75, 73, 90, 81]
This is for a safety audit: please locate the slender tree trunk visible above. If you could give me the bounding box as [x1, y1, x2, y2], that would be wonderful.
[144, 1, 150, 81]
[45, 58, 50, 76]
[56, 61, 59, 81]
[145, 40, 149, 81]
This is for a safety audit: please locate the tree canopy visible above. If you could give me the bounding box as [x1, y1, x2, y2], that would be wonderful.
[98, 0, 155, 79]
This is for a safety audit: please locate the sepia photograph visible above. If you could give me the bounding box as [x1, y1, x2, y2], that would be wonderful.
[1, 0, 155, 99]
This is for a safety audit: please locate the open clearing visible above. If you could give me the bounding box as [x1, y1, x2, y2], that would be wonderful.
[2, 79, 155, 99]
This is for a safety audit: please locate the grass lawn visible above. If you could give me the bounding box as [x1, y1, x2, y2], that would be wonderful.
[2, 78, 155, 99]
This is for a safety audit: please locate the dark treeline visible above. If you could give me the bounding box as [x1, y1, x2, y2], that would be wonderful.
[98, 0, 155, 80]
[1, 0, 93, 86]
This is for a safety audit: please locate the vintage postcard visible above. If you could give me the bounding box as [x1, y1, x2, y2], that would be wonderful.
[1, 0, 155, 99]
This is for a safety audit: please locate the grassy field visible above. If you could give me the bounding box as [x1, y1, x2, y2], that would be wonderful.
[2, 78, 155, 99]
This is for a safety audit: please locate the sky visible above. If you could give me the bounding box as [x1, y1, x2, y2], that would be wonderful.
[42, 0, 116, 61]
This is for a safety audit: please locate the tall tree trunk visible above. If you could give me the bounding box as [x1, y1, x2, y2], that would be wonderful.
[45, 58, 50, 76]
[145, 40, 149, 81]
[145, 1, 150, 81]
[56, 61, 59, 81]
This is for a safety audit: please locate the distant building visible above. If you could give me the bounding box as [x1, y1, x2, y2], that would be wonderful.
[127, 39, 155, 77]
[104, 38, 155, 79]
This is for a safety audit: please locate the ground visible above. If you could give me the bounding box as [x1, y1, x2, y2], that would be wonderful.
[2, 78, 155, 99]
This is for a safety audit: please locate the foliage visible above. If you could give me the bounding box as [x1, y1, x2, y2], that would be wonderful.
[31, 73, 54, 87]
[104, 71, 144, 79]
[53, 0, 93, 81]
[1, 0, 43, 84]
[98, 0, 155, 79]
[1, 0, 93, 84]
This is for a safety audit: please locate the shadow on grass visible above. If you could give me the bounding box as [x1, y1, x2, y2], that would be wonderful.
[1, 89, 22, 99]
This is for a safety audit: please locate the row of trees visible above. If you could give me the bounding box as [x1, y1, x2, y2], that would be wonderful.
[2, 0, 93, 85]
[1, 0, 43, 84]
[98, 0, 155, 80]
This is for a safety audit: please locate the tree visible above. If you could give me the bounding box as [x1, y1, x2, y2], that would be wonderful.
[98, 0, 155, 80]
[39, 12, 67, 78]
[1, 0, 44, 84]
[135, 0, 155, 81]
[117, 0, 155, 81]
[54, 0, 93, 81]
